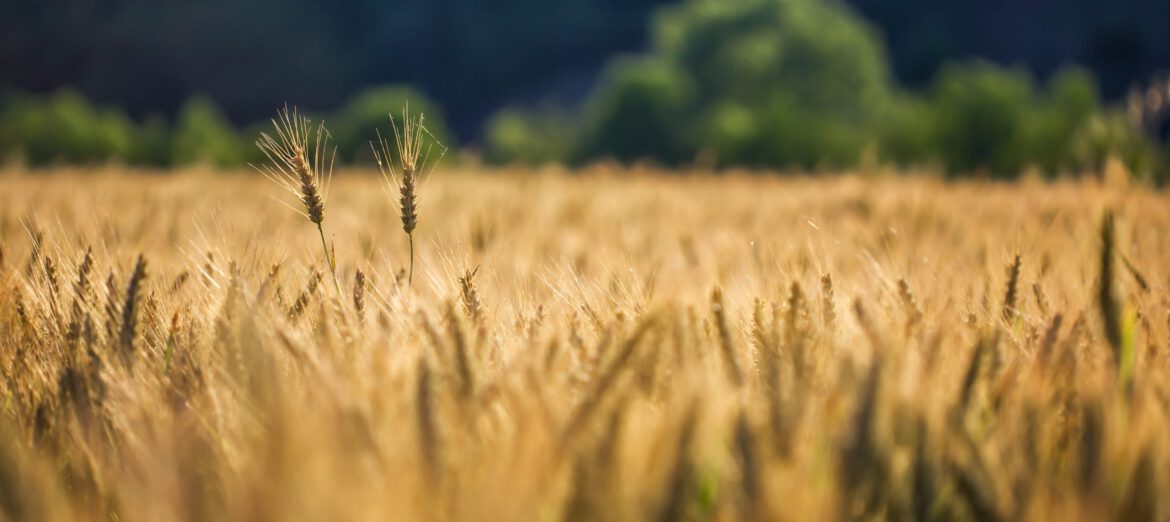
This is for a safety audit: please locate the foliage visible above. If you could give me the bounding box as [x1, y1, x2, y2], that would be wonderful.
[580, 0, 892, 168]
[171, 96, 247, 168]
[927, 63, 1037, 176]
[565, 0, 1161, 179]
[2, 0, 673, 135]
[483, 105, 577, 166]
[1, 0, 1164, 180]
[1028, 68, 1100, 175]
[132, 114, 173, 167]
[0, 90, 139, 165]
[0, 88, 452, 169]
[8, 0, 1170, 142]
[1072, 112, 1164, 182]
[894, 63, 1163, 179]
[579, 57, 693, 164]
[874, 94, 935, 166]
[331, 86, 453, 164]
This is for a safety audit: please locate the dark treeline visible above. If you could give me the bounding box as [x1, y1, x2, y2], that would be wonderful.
[849, 0, 1170, 96]
[3, 0, 1170, 139]
[1, 0, 1168, 180]
[0, 0, 666, 138]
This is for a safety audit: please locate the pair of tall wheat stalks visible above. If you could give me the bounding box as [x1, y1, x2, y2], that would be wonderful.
[254, 105, 441, 293]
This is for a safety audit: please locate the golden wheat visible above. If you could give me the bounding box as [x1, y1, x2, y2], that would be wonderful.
[0, 166, 1167, 521]
[371, 105, 444, 287]
[255, 106, 339, 294]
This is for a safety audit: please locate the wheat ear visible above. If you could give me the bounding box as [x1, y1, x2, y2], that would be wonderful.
[254, 105, 340, 294]
[371, 103, 446, 287]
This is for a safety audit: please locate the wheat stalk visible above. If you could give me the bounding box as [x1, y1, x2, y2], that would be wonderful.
[118, 254, 147, 363]
[415, 357, 441, 480]
[447, 301, 476, 400]
[820, 273, 837, 336]
[711, 287, 744, 387]
[254, 106, 340, 294]
[371, 104, 446, 287]
[1001, 254, 1021, 323]
[67, 247, 94, 346]
[288, 270, 324, 320]
[733, 409, 761, 517]
[458, 266, 482, 324]
[353, 269, 366, 322]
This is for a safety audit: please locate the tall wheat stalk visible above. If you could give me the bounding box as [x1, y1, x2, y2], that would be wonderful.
[254, 106, 340, 294]
[371, 104, 445, 287]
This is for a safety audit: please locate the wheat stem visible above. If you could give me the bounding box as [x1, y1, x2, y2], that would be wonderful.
[408, 233, 415, 286]
[317, 222, 340, 295]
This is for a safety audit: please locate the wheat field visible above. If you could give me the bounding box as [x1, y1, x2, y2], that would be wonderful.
[1, 165, 1168, 521]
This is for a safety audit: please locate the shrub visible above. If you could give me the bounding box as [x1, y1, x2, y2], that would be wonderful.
[1072, 112, 1161, 182]
[875, 94, 935, 167]
[928, 63, 1036, 177]
[579, 57, 693, 164]
[1026, 68, 1099, 176]
[926, 63, 1110, 178]
[655, 0, 890, 126]
[131, 114, 173, 167]
[331, 86, 453, 164]
[171, 96, 247, 167]
[483, 106, 577, 166]
[580, 0, 894, 168]
[0, 90, 139, 165]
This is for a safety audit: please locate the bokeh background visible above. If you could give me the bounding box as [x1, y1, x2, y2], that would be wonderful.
[2, 0, 1169, 179]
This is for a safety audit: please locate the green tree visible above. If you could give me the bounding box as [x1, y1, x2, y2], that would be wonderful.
[1026, 68, 1099, 176]
[331, 86, 453, 164]
[580, 57, 693, 164]
[483, 105, 577, 166]
[171, 96, 246, 168]
[927, 63, 1106, 178]
[131, 114, 172, 167]
[875, 94, 935, 167]
[656, 0, 890, 126]
[929, 63, 1035, 177]
[580, 0, 893, 168]
[0, 90, 138, 165]
[1072, 112, 1160, 182]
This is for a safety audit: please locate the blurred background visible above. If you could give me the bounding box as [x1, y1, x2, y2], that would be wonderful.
[2, 0, 1168, 179]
